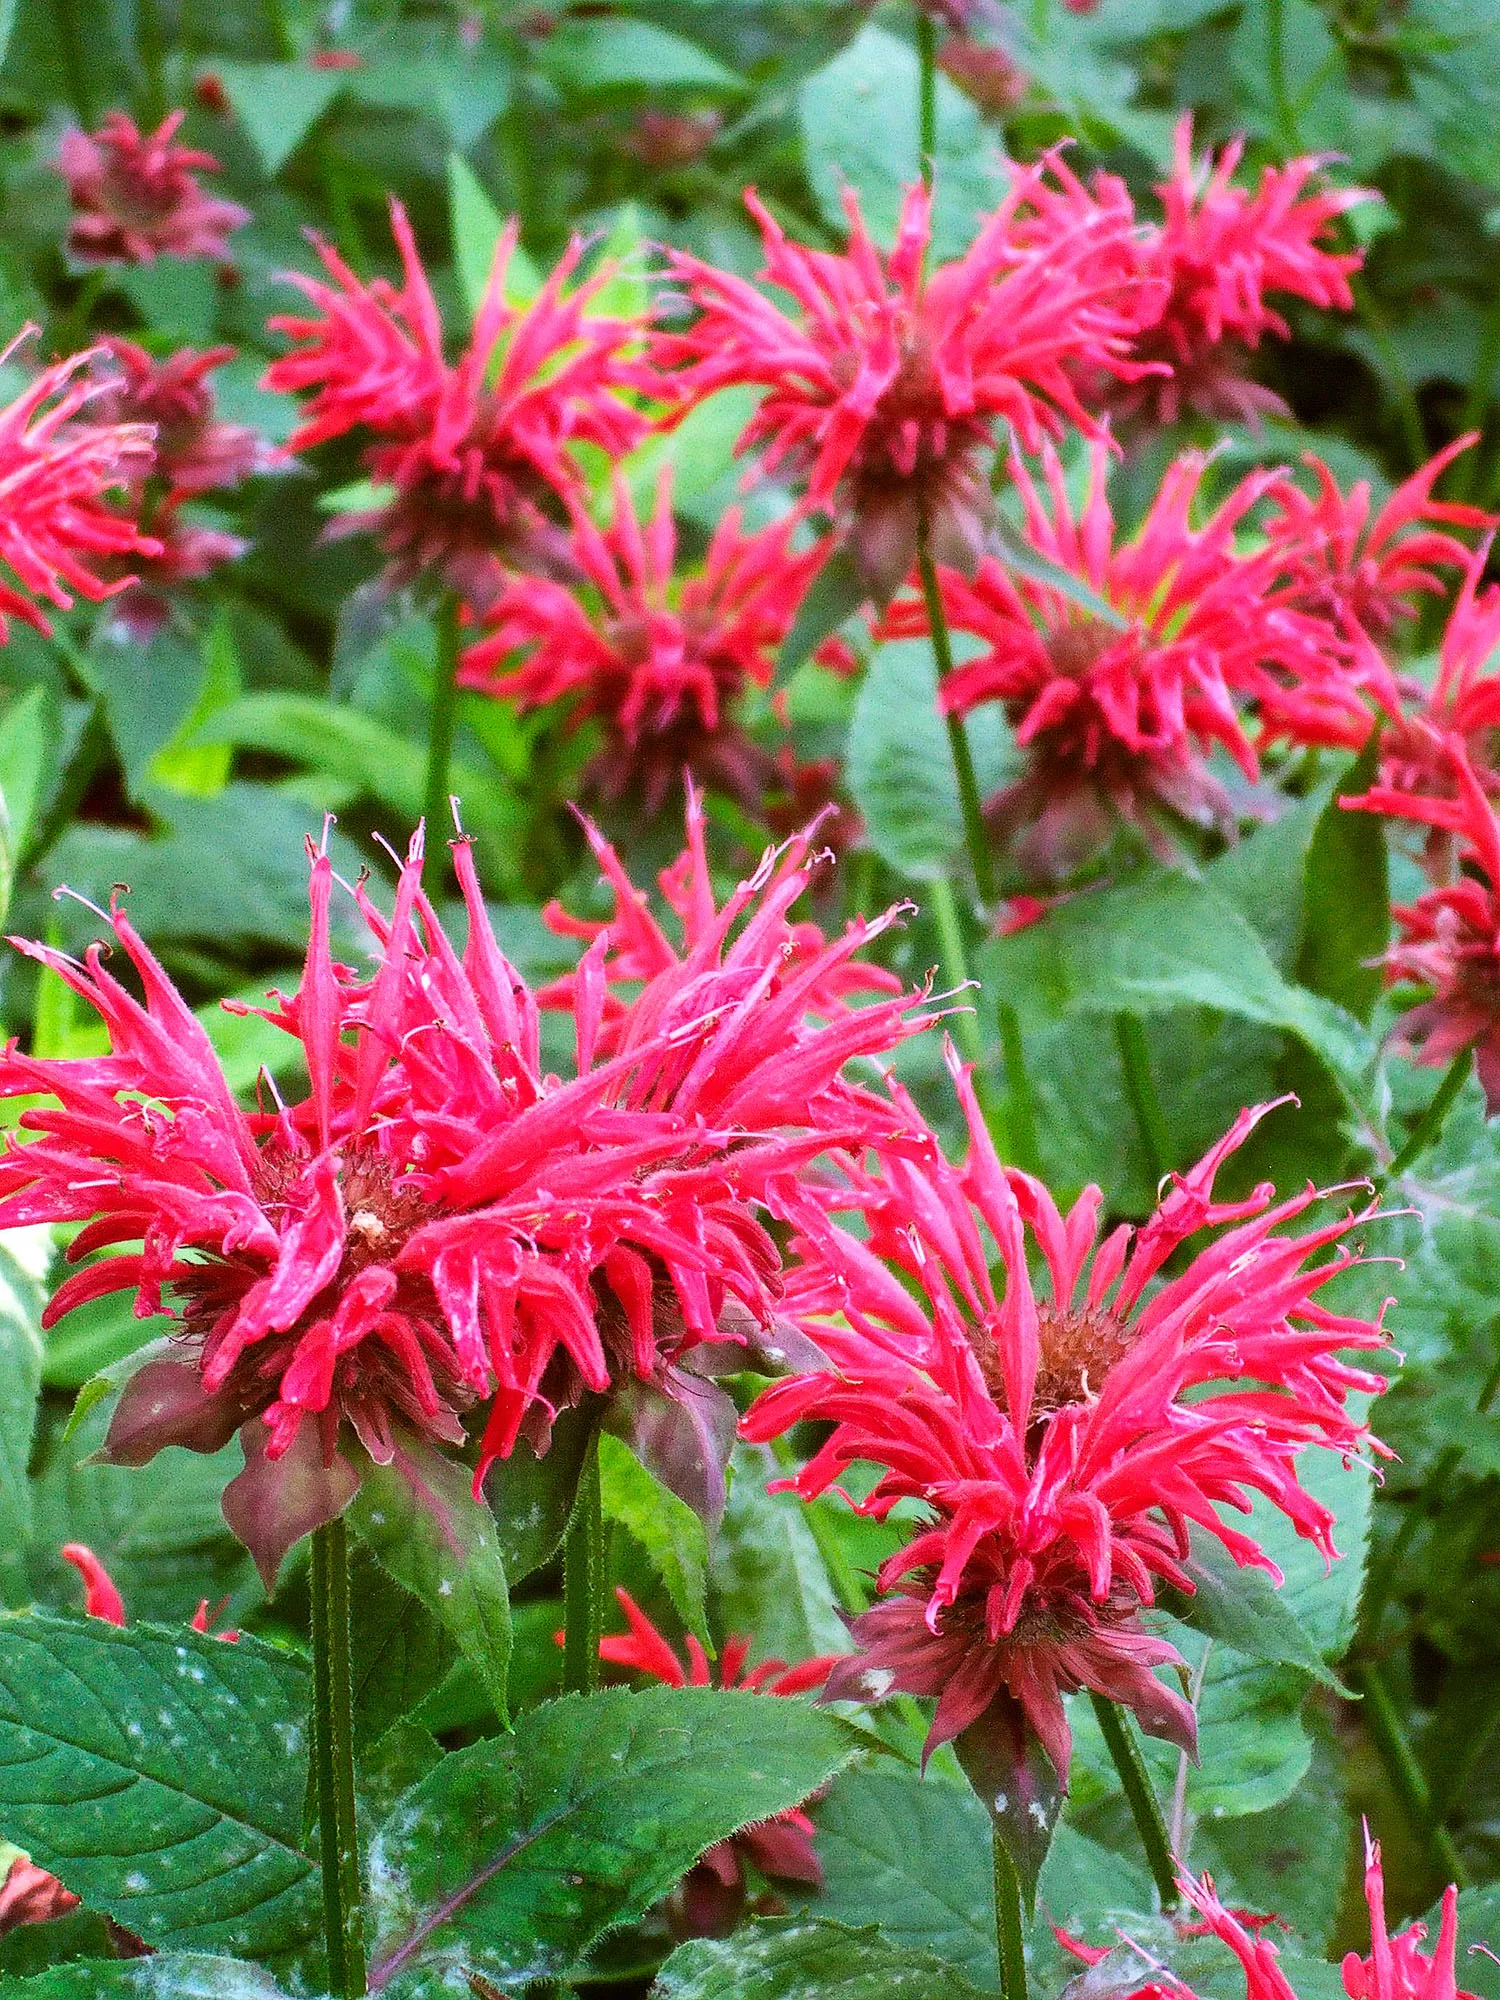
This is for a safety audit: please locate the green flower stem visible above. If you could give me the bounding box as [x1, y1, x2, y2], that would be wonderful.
[991, 1824, 1029, 2000]
[1114, 1014, 1171, 1188]
[1089, 1693, 1179, 1910]
[562, 1431, 604, 1697]
[916, 7, 937, 185]
[1355, 1662, 1468, 1889]
[1265, 0, 1295, 153]
[311, 1517, 367, 1999]
[998, 1001, 1041, 1179]
[1378, 1049, 1472, 1190]
[423, 593, 463, 850]
[917, 512, 997, 906]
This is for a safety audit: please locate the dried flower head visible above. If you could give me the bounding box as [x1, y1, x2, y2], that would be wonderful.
[265, 199, 648, 602]
[745, 1057, 1387, 1778]
[56, 110, 249, 267]
[654, 162, 1147, 600]
[461, 470, 826, 814]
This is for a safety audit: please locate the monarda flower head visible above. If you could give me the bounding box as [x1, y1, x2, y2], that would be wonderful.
[0, 335, 159, 643]
[744, 1057, 1388, 1780]
[92, 339, 273, 496]
[56, 110, 250, 267]
[1107, 115, 1367, 429]
[586, 1587, 837, 1937]
[0, 811, 923, 1583]
[264, 199, 648, 604]
[460, 470, 828, 815]
[1344, 733, 1500, 1111]
[1374, 542, 1500, 812]
[654, 162, 1146, 601]
[883, 438, 1347, 882]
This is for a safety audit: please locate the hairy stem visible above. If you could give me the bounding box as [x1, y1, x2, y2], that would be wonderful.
[1090, 1693, 1179, 1910]
[991, 1825, 1030, 2000]
[1378, 1049, 1471, 1189]
[916, 7, 936, 185]
[917, 512, 997, 905]
[311, 1517, 367, 1999]
[1355, 1662, 1468, 1889]
[423, 593, 463, 850]
[1114, 1014, 1171, 1189]
[562, 1432, 604, 1696]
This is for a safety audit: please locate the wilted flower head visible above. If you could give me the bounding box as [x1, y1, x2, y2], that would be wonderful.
[745, 1059, 1387, 1779]
[937, 35, 1029, 116]
[585, 1586, 836, 1936]
[265, 199, 648, 602]
[1110, 115, 1366, 429]
[56, 110, 250, 267]
[884, 438, 1347, 881]
[93, 339, 273, 495]
[1344, 733, 1500, 1110]
[0, 335, 159, 642]
[654, 161, 1147, 600]
[620, 108, 723, 171]
[461, 470, 826, 813]
[0, 809, 923, 1582]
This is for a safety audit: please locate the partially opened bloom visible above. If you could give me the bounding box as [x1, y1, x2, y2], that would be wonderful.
[61, 1541, 238, 1639]
[745, 1059, 1387, 1778]
[56, 111, 249, 267]
[265, 199, 648, 601]
[654, 162, 1146, 599]
[1108, 115, 1366, 429]
[1344, 734, 1500, 1109]
[0, 335, 158, 642]
[884, 439, 1347, 880]
[93, 339, 273, 495]
[1373, 542, 1500, 811]
[0, 809, 923, 1582]
[460, 470, 827, 813]
[585, 1587, 836, 1935]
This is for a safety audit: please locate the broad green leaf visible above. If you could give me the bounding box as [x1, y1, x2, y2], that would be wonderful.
[363, 1686, 856, 1991]
[349, 1444, 511, 1723]
[0, 682, 57, 874]
[1297, 742, 1388, 1023]
[654, 1918, 992, 2000]
[799, 25, 1008, 261]
[150, 609, 241, 801]
[846, 640, 1014, 880]
[0, 1615, 318, 1959]
[713, 1445, 848, 1664]
[483, 1404, 597, 1586]
[0, 1956, 295, 1996]
[540, 17, 747, 96]
[625, 386, 760, 531]
[447, 153, 541, 318]
[598, 1432, 709, 1648]
[1403, 0, 1500, 190]
[0, 1228, 48, 1605]
[1173, 1525, 1350, 1694]
[1198, 1730, 1351, 1949]
[347, 1549, 456, 1754]
[980, 869, 1373, 1091]
[80, 626, 207, 798]
[1448, 1886, 1500, 2000]
[811, 1764, 995, 1983]
[217, 61, 344, 174]
[777, 549, 866, 684]
[590, 202, 649, 324]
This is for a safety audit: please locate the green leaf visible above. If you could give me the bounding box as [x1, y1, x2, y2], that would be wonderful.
[363, 1685, 856, 1991]
[799, 25, 1008, 261]
[810, 1764, 995, 1984]
[446, 153, 541, 320]
[150, 609, 241, 802]
[483, 1404, 598, 1586]
[777, 548, 866, 684]
[0, 1615, 318, 1959]
[349, 1442, 511, 1724]
[845, 640, 1014, 881]
[1402, 0, 1500, 190]
[79, 626, 208, 799]
[655, 1918, 992, 2000]
[0, 1229, 47, 1605]
[713, 1445, 848, 1665]
[0, 682, 58, 871]
[540, 17, 747, 96]
[598, 1432, 709, 1648]
[217, 61, 344, 174]
[0, 1957, 295, 1996]
[979, 869, 1373, 1091]
[1173, 1525, 1350, 1695]
[347, 1550, 456, 1755]
[990, 511, 1129, 632]
[1448, 1885, 1500, 2000]
[1297, 742, 1388, 1023]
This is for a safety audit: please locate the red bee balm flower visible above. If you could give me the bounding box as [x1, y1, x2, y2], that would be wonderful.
[61, 1541, 238, 1639]
[264, 200, 647, 603]
[461, 471, 827, 814]
[0, 813, 923, 1582]
[588, 1588, 837, 1936]
[1344, 735, 1500, 1110]
[654, 163, 1146, 599]
[884, 439, 1347, 881]
[1375, 543, 1500, 809]
[745, 1060, 1387, 1779]
[0, 336, 159, 642]
[56, 111, 250, 267]
[93, 339, 273, 496]
[1110, 115, 1367, 429]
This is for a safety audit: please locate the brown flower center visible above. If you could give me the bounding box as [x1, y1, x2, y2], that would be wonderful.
[968, 1300, 1139, 1439]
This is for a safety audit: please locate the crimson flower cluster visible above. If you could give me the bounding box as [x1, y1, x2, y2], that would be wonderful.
[56, 111, 248, 267]
[745, 1056, 1387, 1778]
[0, 809, 924, 1582]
